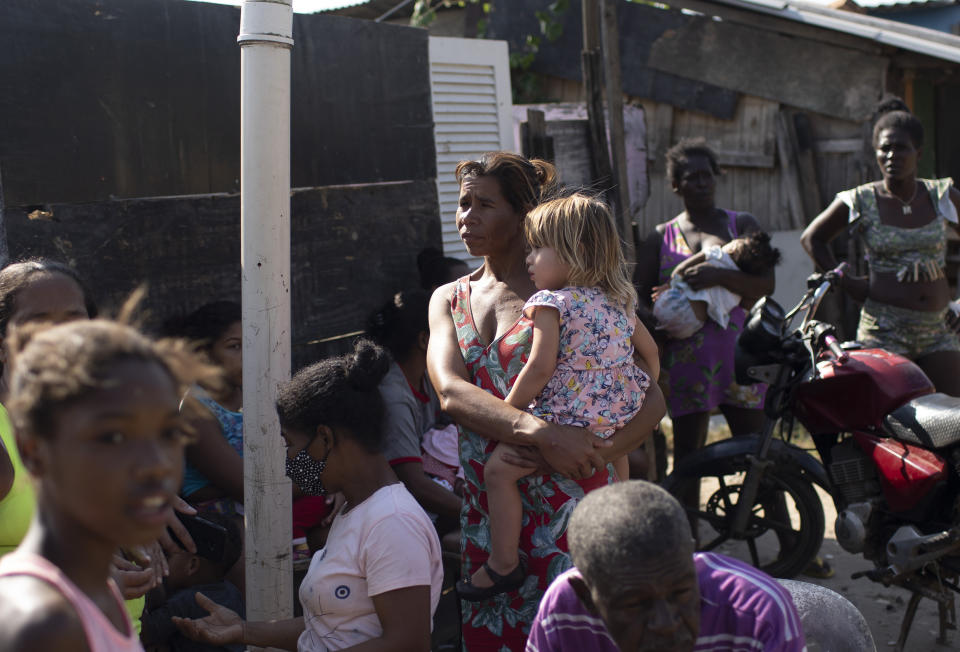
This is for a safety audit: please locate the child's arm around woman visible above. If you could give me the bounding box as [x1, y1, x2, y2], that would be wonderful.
[504, 305, 560, 410]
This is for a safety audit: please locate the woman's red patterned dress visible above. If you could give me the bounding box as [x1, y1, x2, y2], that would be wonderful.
[450, 278, 612, 651]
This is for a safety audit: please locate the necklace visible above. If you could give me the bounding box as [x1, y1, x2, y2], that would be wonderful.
[883, 181, 920, 215]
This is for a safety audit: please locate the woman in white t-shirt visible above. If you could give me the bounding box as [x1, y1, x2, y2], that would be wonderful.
[173, 340, 443, 651]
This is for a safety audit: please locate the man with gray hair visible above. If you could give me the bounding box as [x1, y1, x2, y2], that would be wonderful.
[526, 481, 806, 652]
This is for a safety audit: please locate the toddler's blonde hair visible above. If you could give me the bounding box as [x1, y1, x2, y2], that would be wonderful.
[525, 193, 637, 312]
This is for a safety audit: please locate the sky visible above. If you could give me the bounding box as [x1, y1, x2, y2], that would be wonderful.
[186, 0, 368, 13]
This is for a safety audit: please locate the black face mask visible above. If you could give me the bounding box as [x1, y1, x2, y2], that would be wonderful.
[285, 446, 329, 496]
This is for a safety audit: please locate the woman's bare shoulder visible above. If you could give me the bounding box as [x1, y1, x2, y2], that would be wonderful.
[0, 575, 87, 652]
[431, 267, 487, 304]
[430, 278, 460, 308]
[654, 220, 672, 235]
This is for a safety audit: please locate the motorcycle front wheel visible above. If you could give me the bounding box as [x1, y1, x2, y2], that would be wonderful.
[663, 455, 826, 578]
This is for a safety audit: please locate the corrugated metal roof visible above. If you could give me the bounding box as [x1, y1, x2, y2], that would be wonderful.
[686, 0, 960, 63]
[856, 0, 956, 9]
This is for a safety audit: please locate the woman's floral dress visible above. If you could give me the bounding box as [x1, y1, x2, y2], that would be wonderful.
[451, 278, 613, 651]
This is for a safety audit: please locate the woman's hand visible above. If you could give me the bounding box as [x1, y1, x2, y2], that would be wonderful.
[172, 593, 244, 646]
[531, 423, 610, 480]
[502, 433, 612, 479]
[159, 496, 198, 555]
[122, 540, 167, 585]
[113, 497, 198, 600]
[111, 554, 158, 599]
[678, 262, 724, 291]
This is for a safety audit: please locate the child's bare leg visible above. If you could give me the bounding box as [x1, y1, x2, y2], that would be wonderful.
[613, 454, 629, 482]
[470, 442, 533, 588]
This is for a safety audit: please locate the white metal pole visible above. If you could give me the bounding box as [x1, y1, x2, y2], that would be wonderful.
[238, 0, 294, 629]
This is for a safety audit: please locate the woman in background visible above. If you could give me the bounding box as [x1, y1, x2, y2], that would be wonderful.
[801, 98, 960, 396]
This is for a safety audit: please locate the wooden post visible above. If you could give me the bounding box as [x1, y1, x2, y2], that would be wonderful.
[588, 0, 654, 478]
[776, 109, 805, 230]
[600, 0, 634, 265]
[522, 108, 555, 162]
[792, 112, 823, 218]
[582, 0, 613, 199]
[238, 0, 294, 634]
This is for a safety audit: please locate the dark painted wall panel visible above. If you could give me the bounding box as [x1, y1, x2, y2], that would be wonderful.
[486, 0, 739, 118]
[4, 180, 440, 368]
[291, 13, 435, 189]
[0, 0, 435, 207]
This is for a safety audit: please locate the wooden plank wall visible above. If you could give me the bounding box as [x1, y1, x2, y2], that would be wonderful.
[536, 76, 875, 236]
[810, 114, 876, 204]
[642, 96, 782, 234]
[638, 95, 874, 237]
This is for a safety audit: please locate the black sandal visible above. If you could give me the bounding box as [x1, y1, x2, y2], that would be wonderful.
[456, 560, 526, 602]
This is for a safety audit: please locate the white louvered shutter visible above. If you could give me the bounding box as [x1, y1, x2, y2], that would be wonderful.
[428, 36, 514, 266]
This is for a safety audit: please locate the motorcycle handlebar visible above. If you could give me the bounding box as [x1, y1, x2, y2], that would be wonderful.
[800, 263, 849, 329]
[806, 263, 848, 289]
[824, 334, 849, 363]
[803, 320, 849, 364]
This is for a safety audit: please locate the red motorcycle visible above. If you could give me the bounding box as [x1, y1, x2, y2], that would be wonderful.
[663, 265, 960, 650]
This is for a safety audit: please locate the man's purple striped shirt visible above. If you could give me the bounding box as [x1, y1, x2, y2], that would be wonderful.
[526, 552, 806, 652]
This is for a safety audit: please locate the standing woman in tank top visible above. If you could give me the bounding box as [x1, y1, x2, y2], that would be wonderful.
[428, 152, 665, 649]
[801, 98, 960, 396]
[0, 319, 207, 651]
[634, 138, 775, 470]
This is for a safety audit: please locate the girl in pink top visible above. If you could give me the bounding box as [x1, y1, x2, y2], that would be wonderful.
[458, 194, 661, 601]
[0, 319, 207, 652]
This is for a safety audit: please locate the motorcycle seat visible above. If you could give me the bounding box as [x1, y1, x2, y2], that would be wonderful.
[882, 392, 960, 450]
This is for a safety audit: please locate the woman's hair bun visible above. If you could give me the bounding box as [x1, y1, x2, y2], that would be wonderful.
[345, 338, 390, 391]
[531, 159, 558, 194]
[871, 94, 923, 147]
[874, 95, 911, 118]
[364, 290, 430, 359]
